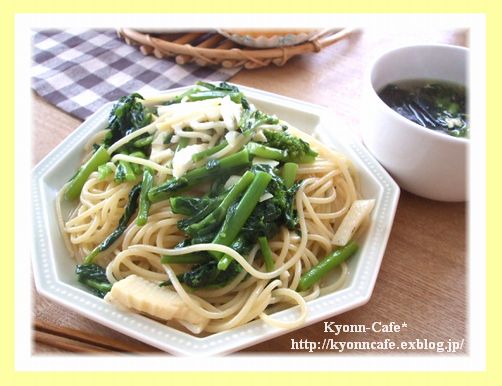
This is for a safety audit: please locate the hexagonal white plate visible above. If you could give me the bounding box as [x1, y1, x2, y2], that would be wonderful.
[32, 85, 399, 356]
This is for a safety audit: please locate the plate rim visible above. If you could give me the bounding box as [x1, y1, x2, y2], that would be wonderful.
[32, 84, 400, 356]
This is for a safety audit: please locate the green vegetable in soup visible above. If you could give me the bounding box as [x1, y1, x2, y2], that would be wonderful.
[378, 80, 469, 138]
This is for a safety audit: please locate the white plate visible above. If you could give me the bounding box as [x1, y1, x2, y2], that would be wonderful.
[32, 85, 400, 356]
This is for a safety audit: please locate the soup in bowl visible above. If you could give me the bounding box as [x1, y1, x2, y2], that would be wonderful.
[362, 44, 468, 202]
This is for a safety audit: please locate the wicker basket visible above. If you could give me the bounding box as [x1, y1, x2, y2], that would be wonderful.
[117, 28, 355, 70]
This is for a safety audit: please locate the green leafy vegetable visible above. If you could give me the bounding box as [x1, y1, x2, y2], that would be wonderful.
[172, 194, 228, 236]
[196, 81, 240, 93]
[247, 164, 301, 231]
[263, 129, 318, 163]
[189, 81, 245, 104]
[170, 165, 300, 274]
[163, 87, 203, 106]
[114, 160, 136, 183]
[183, 171, 255, 237]
[164, 82, 247, 106]
[177, 260, 242, 289]
[170, 195, 223, 217]
[104, 93, 153, 148]
[148, 149, 251, 203]
[378, 81, 469, 138]
[239, 109, 279, 135]
[213, 171, 272, 269]
[161, 253, 211, 265]
[188, 90, 245, 104]
[83, 184, 141, 265]
[75, 264, 112, 298]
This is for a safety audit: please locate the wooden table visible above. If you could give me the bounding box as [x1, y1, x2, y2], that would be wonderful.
[32, 26, 467, 354]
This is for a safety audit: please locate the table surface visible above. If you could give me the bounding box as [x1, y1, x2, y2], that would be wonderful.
[32, 26, 467, 354]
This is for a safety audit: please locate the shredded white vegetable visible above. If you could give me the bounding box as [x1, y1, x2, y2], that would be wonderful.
[332, 199, 375, 246]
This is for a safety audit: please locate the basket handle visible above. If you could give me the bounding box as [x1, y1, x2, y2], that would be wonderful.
[314, 27, 358, 49]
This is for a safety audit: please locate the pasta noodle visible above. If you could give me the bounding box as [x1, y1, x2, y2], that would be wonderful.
[57, 83, 372, 335]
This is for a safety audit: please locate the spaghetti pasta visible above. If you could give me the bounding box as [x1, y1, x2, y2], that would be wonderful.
[57, 82, 373, 334]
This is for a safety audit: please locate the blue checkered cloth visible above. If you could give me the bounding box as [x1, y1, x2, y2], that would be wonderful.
[32, 29, 241, 120]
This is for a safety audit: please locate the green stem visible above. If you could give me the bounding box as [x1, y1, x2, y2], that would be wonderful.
[136, 168, 154, 226]
[164, 87, 202, 105]
[297, 241, 359, 292]
[117, 160, 136, 182]
[258, 236, 275, 272]
[188, 91, 244, 103]
[186, 171, 255, 234]
[176, 136, 190, 152]
[65, 146, 110, 200]
[191, 140, 228, 162]
[129, 151, 146, 159]
[97, 164, 112, 180]
[246, 142, 287, 161]
[161, 253, 211, 264]
[213, 171, 272, 269]
[133, 135, 154, 148]
[170, 195, 223, 217]
[128, 151, 146, 175]
[239, 110, 279, 135]
[195, 81, 218, 89]
[148, 149, 250, 203]
[281, 162, 298, 188]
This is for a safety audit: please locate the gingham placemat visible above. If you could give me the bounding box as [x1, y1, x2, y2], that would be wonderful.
[32, 29, 241, 120]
